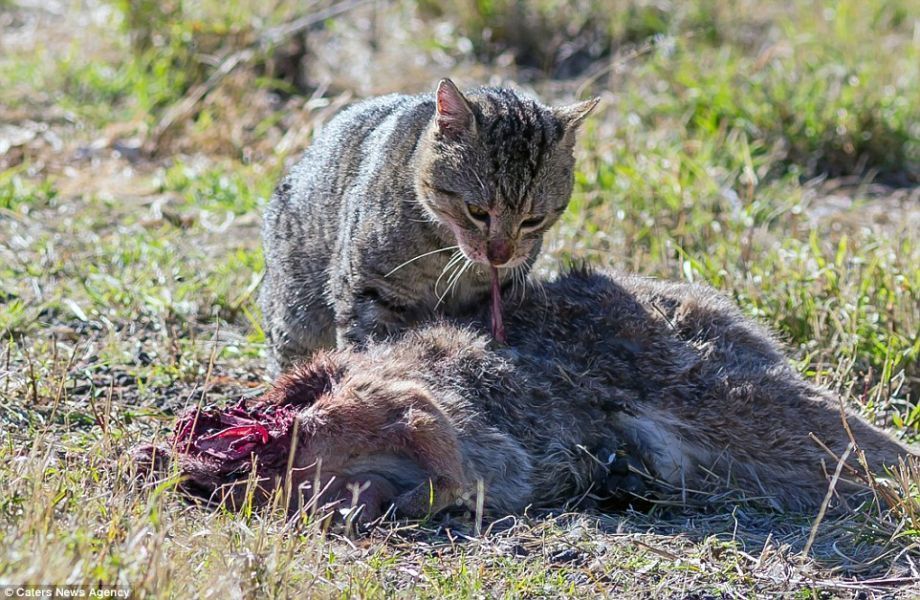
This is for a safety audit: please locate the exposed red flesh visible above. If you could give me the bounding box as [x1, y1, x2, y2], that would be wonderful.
[173, 401, 298, 462]
[490, 266, 506, 343]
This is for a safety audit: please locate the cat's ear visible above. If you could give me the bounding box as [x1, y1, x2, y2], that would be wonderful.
[554, 97, 600, 142]
[435, 78, 476, 138]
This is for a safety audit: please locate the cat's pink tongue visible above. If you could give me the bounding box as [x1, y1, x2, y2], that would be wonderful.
[490, 266, 506, 344]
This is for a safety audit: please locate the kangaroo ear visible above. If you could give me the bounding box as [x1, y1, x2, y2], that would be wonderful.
[264, 353, 341, 408]
[554, 97, 600, 142]
[435, 78, 476, 138]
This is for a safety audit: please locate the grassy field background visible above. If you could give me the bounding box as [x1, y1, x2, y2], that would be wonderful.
[1, 0, 918, 596]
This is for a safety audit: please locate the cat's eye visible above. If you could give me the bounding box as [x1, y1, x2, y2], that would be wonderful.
[520, 215, 545, 230]
[431, 186, 459, 199]
[466, 203, 489, 222]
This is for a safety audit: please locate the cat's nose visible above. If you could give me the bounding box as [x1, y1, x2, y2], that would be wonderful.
[486, 239, 514, 266]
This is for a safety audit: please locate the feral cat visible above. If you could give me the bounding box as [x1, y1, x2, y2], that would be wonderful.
[260, 79, 597, 374]
[137, 269, 917, 519]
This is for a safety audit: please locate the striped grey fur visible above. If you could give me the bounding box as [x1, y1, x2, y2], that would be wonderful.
[260, 80, 597, 375]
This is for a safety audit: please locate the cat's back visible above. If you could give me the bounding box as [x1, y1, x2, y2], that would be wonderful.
[262, 93, 433, 258]
[282, 93, 431, 207]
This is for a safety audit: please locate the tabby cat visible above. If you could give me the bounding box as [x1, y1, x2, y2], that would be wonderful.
[260, 79, 597, 374]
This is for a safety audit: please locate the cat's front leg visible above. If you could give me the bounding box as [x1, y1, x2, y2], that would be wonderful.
[332, 281, 418, 349]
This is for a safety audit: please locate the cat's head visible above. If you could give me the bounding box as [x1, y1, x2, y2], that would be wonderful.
[416, 79, 598, 268]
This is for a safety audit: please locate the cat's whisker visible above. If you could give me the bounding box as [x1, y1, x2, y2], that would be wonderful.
[441, 256, 466, 295]
[441, 259, 470, 302]
[435, 251, 464, 286]
[507, 264, 517, 300]
[385, 245, 460, 278]
[449, 259, 474, 300]
[534, 272, 548, 306]
[516, 265, 527, 304]
[434, 251, 465, 297]
[437, 258, 472, 307]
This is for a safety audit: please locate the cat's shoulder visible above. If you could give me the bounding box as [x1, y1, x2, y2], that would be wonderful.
[330, 92, 433, 126]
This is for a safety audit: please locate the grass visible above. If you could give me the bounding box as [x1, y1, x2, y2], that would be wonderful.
[0, 169, 57, 212]
[642, 3, 918, 182]
[1, 0, 919, 596]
